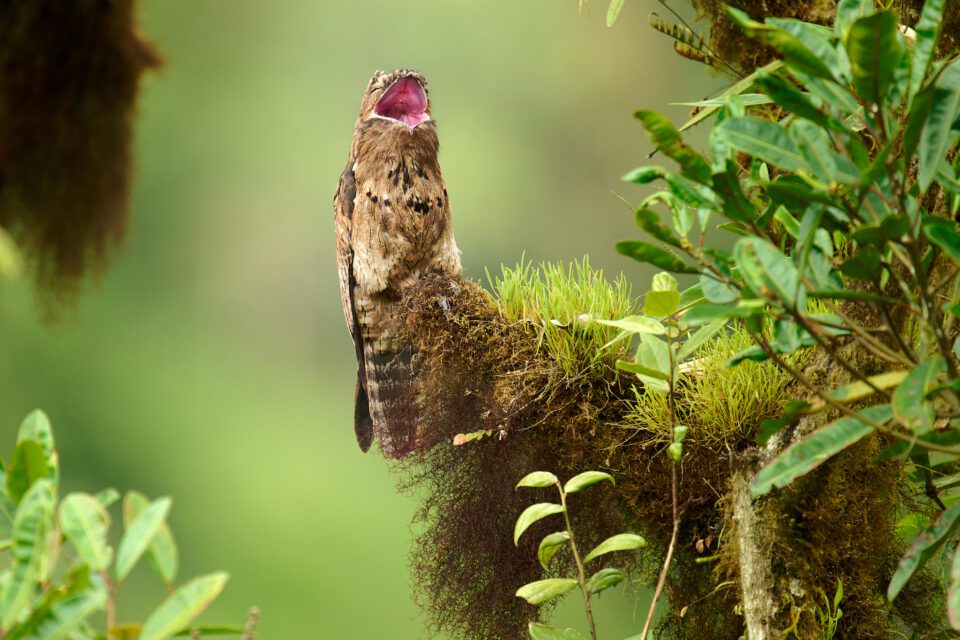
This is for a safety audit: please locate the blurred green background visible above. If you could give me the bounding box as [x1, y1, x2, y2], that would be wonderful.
[0, 1, 719, 637]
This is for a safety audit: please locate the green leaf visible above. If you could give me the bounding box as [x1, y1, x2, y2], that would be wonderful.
[605, 0, 624, 27]
[904, 82, 937, 165]
[821, 370, 909, 406]
[889, 502, 960, 602]
[845, 11, 904, 104]
[839, 249, 883, 280]
[124, 491, 178, 586]
[752, 404, 892, 497]
[713, 118, 804, 171]
[517, 472, 559, 489]
[678, 61, 784, 133]
[644, 290, 680, 317]
[537, 531, 570, 570]
[622, 166, 665, 184]
[919, 58, 960, 190]
[634, 111, 711, 183]
[892, 358, 945, 434]
[564, 471, 615, 494]
[678, 318, 726, 360]
[790, 120, 860, 184]
[1, 479, 55, 631]
[767, 18, 844, 79]
[700, 273, 739, 304]
[95, 488, 121, 509]
[756, 72, 834, 130]
[735, 237, 801, 305]
[514, 503, 565, 545]
[516, 578, 579, 605]
[910, 0, 946, 102]
[583, 533, 647, 564]
[711, 162, 757, 224]
[632, 333, 672, 392]
[17, 411, 56, 485]
[617, 359, 670, 381]
[674, 94, 773, 108]
[633, 208, 683, 248]
[651, 272, 678, 292]
[115, 496, 172, 582]
[835, 0, 872, 37]
[925, 219, 960, 262]
[949, 544, 960, 630]
[171, 625, 245, 637]
[139, 572, 229, 640]
[726, 8, 835, 80]
[7, 440, 50, 504]
[25, 585, 107, 640]
[528, 623, 588, 640]
[597, 315, 665, 335]
[0, 493, 15, 540]
[616, 241, 697, 274]
[586, 567, 626, 594]
[680, 303, 755, 328]
[59, 493, 112, 571]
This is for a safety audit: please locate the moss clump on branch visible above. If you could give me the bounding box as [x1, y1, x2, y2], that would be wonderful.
[625, 329, 802, 450]
[687, 0, 960, 75]
[393, 261, 946, 640]
[0, 0, 160, 307]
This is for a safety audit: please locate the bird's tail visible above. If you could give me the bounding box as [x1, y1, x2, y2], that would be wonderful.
[362, 341, 418, 457]
[354, 374, 374, 452]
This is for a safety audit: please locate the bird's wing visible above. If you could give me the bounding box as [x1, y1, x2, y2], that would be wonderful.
[334, 164, 357, 335]
[335, 164, 374, 451]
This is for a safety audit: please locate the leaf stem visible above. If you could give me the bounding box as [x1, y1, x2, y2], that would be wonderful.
[102, 571, 116, 637]
[641, 315, 682, 639]
[559, 485, 597, 640]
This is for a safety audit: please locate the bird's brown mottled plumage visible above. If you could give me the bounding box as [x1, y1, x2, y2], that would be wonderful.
[335, 70, 461, 456]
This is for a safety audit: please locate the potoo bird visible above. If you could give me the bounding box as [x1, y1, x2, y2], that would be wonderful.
[334, 70, 462, 456]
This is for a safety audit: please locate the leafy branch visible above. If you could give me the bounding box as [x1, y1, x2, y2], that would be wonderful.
[513, 471, 646, 640]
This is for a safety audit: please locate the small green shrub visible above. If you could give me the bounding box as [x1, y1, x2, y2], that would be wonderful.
[0, 409, 253, 639]
[513, 470, 646, 640]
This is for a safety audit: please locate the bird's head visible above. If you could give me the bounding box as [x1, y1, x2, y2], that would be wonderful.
[358, 69, 432, 129]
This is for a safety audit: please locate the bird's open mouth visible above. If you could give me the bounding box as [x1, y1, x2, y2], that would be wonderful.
[373, 76, 430, 128]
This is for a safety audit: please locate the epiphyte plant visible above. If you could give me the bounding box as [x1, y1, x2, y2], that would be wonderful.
[513, 470, 647, 640]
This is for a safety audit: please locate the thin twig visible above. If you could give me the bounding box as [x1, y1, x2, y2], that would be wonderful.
[243, 607, 261, 640]
[103, 572, 116, 636]
[640, 463, 680, 640]
[640, 316, 682, 639]
[560, 487, 597, 640]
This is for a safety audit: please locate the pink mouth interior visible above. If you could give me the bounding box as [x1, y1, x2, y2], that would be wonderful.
[374, 77, 430, 127]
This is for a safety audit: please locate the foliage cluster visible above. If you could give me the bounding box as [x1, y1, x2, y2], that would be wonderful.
[0, 410, 252, 640]
[612, 0, 960, 634]
[512, 470, 647, 640]
[0, 0, 160, 306]
[635, 0, 960, 77]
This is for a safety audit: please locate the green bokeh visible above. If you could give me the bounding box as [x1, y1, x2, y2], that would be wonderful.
[0, 1, 717, 637]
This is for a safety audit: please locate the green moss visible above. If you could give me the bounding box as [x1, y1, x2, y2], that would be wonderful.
[624, 328, 801, 449]
[487, 256, 636, 381]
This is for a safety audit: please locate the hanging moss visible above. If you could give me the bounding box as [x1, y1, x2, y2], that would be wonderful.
[0, 0, 160, 308]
